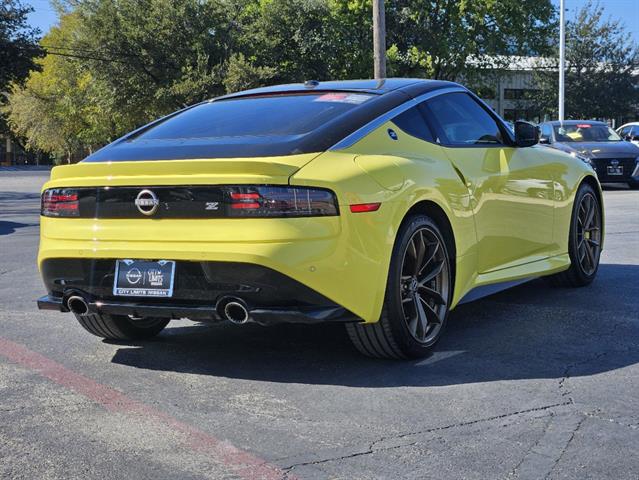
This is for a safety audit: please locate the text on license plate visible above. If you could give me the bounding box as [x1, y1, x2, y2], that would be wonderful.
[113, 259, 175, 297]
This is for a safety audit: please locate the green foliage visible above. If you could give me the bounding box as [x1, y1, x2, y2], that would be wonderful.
[0, 0, 44, 134]
[0, 0, 43, 90]
[6, 14, 112, 162]
[7, 0, 559, 161]
[72, 0, 234, 129]
[386, 0, 556, 80]
[223, 53, 276, 93]
[532, 1, 639, 120]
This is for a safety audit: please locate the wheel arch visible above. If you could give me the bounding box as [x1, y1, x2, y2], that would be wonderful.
[578, 173, 605, 248]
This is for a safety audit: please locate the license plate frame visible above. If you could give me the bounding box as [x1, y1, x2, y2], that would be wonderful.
[607, 165, 623, 176]
[113, 259, 176, 297]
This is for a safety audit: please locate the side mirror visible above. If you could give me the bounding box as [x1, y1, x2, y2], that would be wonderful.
[632, 135, 639, 142]
[514, 121, 540, 147]
[539, 136, 551, 145]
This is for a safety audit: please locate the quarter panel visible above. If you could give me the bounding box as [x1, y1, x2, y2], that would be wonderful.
[291, 121, 478, 316]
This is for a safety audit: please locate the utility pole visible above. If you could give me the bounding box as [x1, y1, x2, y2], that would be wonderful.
[373, 0, 386, 79]
[558, 0, 565, 122]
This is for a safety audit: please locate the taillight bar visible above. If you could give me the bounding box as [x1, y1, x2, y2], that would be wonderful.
[42, 189, 80, 217]
[40, 185, 339, 218]
[226, 186, 338, 217]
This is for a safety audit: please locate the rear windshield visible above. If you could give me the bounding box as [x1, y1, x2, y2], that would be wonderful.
[133, 92, 375, 141]
[553, 124, 622, 142]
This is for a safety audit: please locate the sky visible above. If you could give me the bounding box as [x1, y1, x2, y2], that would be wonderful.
[25, 0, 639, 44]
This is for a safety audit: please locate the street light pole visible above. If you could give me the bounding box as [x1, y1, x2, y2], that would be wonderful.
[558, 0, 565, 122]
[373, 0, 386, 79]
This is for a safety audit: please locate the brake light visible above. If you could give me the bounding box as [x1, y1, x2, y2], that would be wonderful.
[230, 192, 261, 209]
[42, 189, 80, 217]
[225, 186, 338, 217]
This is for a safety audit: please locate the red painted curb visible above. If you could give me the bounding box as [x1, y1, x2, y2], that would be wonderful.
[0, 337, 291, 480]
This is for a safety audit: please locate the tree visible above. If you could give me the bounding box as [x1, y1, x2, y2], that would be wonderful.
[0, 0, 43, 134]
[385, 0, 556, 80]
[70, 0, 235, 130]
[6, 14, 113, 162]
[0, 0, 43, 91]
[234, 0, 372, 84]
[531, 1, 639, 120]
[6, 0, 566, 162]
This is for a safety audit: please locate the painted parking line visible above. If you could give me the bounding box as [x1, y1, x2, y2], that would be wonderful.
[0, 336, 292, 480]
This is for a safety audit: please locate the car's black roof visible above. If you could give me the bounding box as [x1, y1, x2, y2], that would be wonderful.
[217, 79, 454, 100]
[84, 79, 462, 162]
[543, 120, 608, 126]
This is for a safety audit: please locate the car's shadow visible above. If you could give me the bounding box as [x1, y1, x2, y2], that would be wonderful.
[110, 263, 639, 387]
[0, 221, 37, 235]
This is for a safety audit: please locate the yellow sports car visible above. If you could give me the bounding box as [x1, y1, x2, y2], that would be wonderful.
[37, 79, 603, 359]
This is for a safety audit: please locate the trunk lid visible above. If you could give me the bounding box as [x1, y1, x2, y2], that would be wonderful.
[45, 154, 321, 189]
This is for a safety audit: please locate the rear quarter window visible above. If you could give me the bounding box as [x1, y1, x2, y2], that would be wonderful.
[391, 106, 435, 143]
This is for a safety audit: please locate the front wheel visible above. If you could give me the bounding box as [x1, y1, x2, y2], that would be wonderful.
[75, 313, 169, 340]
[346, 215, 453, 359]
[546, 182, 602, 287]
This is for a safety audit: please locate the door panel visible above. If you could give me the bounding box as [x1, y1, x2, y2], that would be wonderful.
[443, 146, 555, 273]
[423, 91, 555, 273]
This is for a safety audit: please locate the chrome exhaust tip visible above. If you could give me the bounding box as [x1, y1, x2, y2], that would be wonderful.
[66, 295, 89, 315]
[217, 297, 250, 324]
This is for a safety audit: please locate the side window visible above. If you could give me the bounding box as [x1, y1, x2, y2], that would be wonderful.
[391, 105, 434, 143]
[619, 126, 630, 138]
[425, 93, 504, 146]
[541, 124, 553, 141]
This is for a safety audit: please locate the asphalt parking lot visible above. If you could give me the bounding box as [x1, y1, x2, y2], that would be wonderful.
[0, 170, 638, 480]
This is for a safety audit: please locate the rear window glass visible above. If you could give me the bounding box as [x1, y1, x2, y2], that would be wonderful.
[134, 93, 375, 141]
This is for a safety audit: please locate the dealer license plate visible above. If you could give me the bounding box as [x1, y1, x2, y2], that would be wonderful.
[113, 259, 175, 297]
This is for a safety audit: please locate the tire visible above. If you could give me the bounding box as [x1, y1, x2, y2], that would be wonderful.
[75, 313, 169, 340]
[628, 180, 639, 190]
[346, 215, 453, 359]
[546, 182, 602, 287]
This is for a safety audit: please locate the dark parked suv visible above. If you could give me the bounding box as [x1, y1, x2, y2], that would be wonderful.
[539, 120, 639, 188]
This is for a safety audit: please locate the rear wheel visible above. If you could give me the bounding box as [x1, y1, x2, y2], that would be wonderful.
[346, 215, 452, 359]
[547, 183, 602, 287]
[75, 313, 169, 340]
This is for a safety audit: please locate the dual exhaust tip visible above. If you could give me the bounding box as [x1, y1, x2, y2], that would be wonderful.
[217, 297, 250, 324]
[66, 295, 90, 315]
[64, 293, 250, 325]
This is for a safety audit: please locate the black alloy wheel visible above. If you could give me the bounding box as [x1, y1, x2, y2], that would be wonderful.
[546, 182, 602, 287]
[346, 215, 452, 359]
[399, 226, 450, 345]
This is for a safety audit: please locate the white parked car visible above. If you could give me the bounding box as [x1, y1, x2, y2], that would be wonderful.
[617, 122, 639, 146]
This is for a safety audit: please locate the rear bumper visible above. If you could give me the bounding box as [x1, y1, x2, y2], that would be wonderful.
[37, 259, 358, 325]
[37, 294, 353, 325]
[38, 207, 399, 323]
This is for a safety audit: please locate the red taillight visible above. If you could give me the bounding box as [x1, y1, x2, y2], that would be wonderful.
[226, 186, 339, 217]
[42, 189, 80, 217]
[349, 202, 381, 213]
[231, 202, 261, 209]
[229, 191, 261, 210]
[230, 192, 260, 200]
